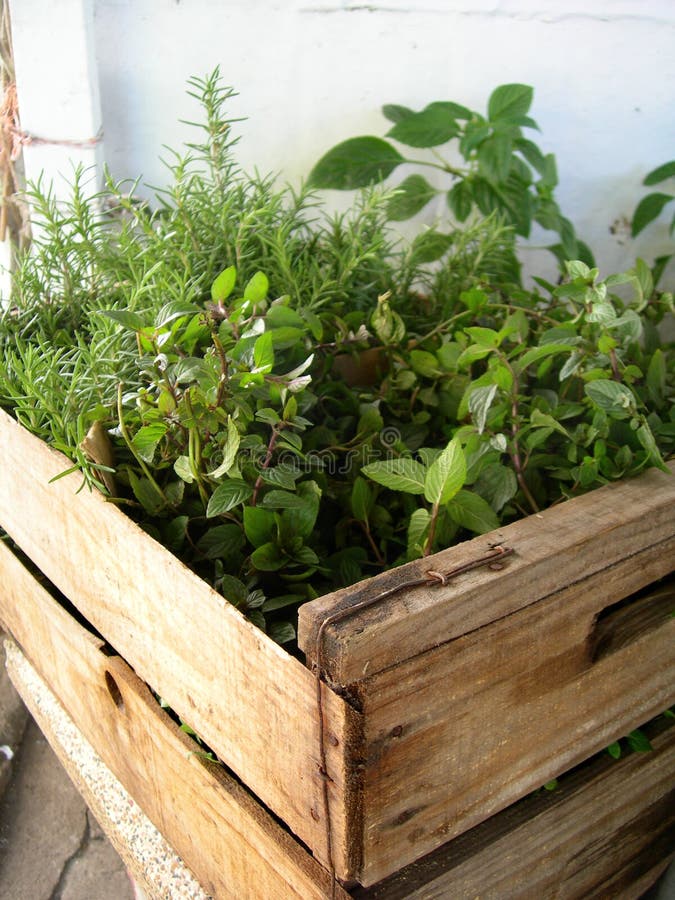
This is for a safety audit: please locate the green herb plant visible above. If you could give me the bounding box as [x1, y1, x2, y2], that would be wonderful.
[308, 83, 593, 273]
[0, 72, 672, 652]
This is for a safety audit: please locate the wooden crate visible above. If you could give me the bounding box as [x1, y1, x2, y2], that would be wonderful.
[0, 406, 674, 891]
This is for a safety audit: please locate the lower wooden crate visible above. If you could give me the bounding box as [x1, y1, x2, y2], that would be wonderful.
[1, 538, 673, 899]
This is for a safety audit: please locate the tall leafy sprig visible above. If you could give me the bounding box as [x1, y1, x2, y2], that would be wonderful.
[309, 83, 593, 272]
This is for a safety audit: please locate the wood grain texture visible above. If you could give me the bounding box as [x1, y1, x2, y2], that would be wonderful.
[0, 542, 349, 899]
[356, 557, 675, 884]
[354, 721, 675, 899]
[0, 410, 361, 879]
[299, 461, 675, 684]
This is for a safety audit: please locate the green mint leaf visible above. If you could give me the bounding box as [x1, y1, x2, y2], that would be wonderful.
[488, 84, 534, 122]
[387, 174, 437, 220]
[363, 458, 427, 495]
[308, 137, 404, 190]
[206, 479, 253, 517]
[643, 160, 675, 185]
[387, 102, 460, 148]
[631, 192, 673, 237]
[424, 437, 466, 505]
[447, 489, 500, 534]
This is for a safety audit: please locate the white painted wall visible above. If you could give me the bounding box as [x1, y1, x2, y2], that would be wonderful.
[8, 0, 675, 287]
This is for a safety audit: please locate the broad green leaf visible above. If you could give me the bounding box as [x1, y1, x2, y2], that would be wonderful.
[515, 343, 575, 373]
[260, 464, 299, 491]
[211, 266, 237, 302]
[637, 423, 667, 470]
[100, 309, 145, 331]
[244, 506, 276, 548]
[351, 476, 373, 522]
[132, 423, 167, 463]
[627, 728, 653, 752]
[308, 137, 404, 189]
[646, 349, 666, 405]
[282, 480, 321, 540]
[266, 305, 305, 329]
[219, 574, 248, 606]
[465, 326, 501, 348]
[410, 349, 440, 378]
[447, 489, 500, 534]
[468, 384, 498, 434]
[457, 344, 494, 368]
[424, 438, 466, 505]
[530, 408, 570, 438]
[174, 455, 194, 483]
[207, 417, 240, 479]
[488, 84, 534, 122]
[644, 160, 675, 185]
[584, 380, 635, 414]
[196, 524, 244, 559]
[244, 271, 269, 303]
[260, 489, 306, 509]
[407, 507, 430, 559]
[253, 331, 274, 373]
[387, 174, 437, 220]
[447, 180, 473, 222]
[387, 103, 460, 148]
[362, 458, 427, 494]
[477, 135, 513, 183]
[128, 470, 165, 516]
[371, 296, 406, 344]
[474, 462, 517, 512]
[409, 230, 454, 264]
[155, 301, 201, 328]
[268, 621, 296, 644]
[250, 542, 286, 572]
[516, 138, 547, 174]
[382, 103, 414, 124]
[206, 479, 253, 517]
[631, 192, 673, 237]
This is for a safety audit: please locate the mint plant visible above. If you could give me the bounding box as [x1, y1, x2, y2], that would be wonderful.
[631, 159, 675, 284]
[309, 83, 593, 272]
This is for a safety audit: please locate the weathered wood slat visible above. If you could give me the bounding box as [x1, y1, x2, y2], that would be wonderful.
[299, 462, 675, 684]
[0, 409, 361, 879]
[356, 562, 675, 884]
[355, 721, 675, 900]
[0, 540, 349, 899]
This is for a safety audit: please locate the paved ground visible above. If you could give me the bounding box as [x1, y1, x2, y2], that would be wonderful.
[0, 635, 134, 899]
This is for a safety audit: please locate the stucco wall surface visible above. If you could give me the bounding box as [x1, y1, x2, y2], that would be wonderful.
[8, 0, 675, 285]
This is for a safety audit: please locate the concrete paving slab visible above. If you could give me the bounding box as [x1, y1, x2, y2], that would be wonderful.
[0, 629, 29, 798]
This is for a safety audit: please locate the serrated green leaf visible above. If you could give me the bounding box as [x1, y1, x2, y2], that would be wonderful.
[474, 462, 517, 512]
[387, 174, 437, 220]
[308, 137, 404, 190]
[131, 423, 167, 463]
[260, 489, 306, 509]
[447, 180, 473, 222]
[206, 479, 253, 517]
[447, 489, 500, 534]
[424, 438, 466, 505]
[196, 524, 244, 559]
[207, 418, 240, 479]
[268, 621, 296, 644]
[468, 384, 498, 434]
[488, 84, 533, 122]
[584, 380, 635, 414]
[387, 103, 460, 148]
[477, 134, 513, 183]
[362, 458, 427, 494]
[515, 343, 575, 373]
[351, 476, 373, 522]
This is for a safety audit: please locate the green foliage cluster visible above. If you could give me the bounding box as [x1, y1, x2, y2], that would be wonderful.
[0, 72, 673, 650]
[308, 83, 594, 271]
